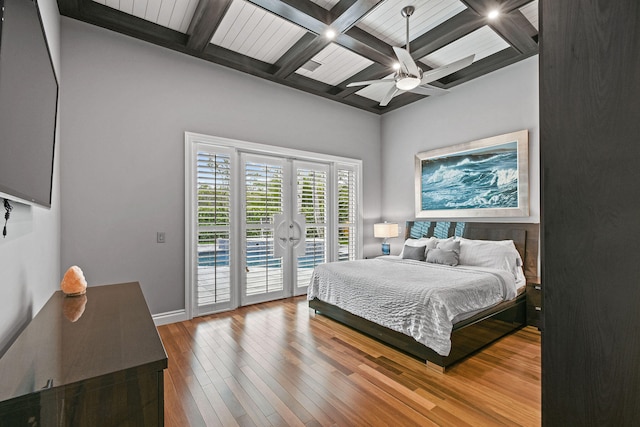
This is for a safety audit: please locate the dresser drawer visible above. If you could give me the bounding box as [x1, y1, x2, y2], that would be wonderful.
[526, 281, 542, 329]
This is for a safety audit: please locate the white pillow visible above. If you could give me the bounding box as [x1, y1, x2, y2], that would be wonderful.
[457, 237, 524, 281]
[398, 237, 437, 257]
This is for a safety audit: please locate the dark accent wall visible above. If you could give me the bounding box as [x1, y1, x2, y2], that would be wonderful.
[540, 0, 640, 424]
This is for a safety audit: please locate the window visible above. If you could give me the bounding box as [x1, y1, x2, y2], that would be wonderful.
[185, 133, 362, 316]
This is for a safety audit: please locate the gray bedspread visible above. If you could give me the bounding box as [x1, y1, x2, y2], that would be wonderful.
[307, 257, 517, 356]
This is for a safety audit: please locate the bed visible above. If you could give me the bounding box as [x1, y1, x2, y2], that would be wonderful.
[308, 221, 539, 372]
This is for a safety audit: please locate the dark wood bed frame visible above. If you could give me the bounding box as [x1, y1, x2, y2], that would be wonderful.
[309, 221, 540, 372]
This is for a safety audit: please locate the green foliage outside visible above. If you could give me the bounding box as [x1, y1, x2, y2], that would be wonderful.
[197, 157, 354, 248]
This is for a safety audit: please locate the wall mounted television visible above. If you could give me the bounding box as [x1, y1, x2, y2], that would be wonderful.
[0, 0, 59, 208]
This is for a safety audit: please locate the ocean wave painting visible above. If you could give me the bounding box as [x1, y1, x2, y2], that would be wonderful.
[421, 141, 519, 210]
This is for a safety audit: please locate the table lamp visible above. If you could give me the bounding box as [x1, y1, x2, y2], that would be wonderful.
[374, 222, 399, 255]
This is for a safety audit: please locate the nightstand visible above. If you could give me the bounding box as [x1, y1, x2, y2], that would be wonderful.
[526, 277, 542, 330]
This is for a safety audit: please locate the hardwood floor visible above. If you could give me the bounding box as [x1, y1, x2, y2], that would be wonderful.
[158, 296, 541, 426]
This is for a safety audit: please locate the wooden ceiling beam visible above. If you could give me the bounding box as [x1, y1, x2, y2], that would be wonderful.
[272, 0, 394, 79]
[202, 45, 276, 76]
[490, 13, 538, 54]
[461, 0, 533, 16]
[341, 93, 385, 111]
[343, 27, 395, 65]
[57, 0, 80, 15]
[277, 0, 332, 25]
[511, 10, 539, 38]
[330, 0, 385, 32]
[460, 0, 538, 54]
[276, 73, 381, 113]
[274, 37, 331, 79]
[438, 47, 534, 87]
[248, 0, 329, 34]
[62, 1, 189, 52]
[329, 0, 359, 18]
[273, 33, 318, 71]
[186, 0, 233, 52]
[335, 31, 395, 67]
[409, 10, 484, 61]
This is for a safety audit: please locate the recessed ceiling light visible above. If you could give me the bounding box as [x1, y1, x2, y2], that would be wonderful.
[488, 9, 500, 19]
[325, 29, 336, 39]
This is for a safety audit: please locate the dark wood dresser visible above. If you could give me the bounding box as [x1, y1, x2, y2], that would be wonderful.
[526, 277, 543, 330]
[0, 282, 167, 426]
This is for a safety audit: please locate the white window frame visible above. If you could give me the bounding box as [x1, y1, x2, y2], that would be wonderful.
[333, 163, 361, 262]
[185, 132, 363, 319]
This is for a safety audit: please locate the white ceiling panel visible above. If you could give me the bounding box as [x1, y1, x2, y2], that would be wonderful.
[355, 73, 396, 102]
[131, 0, 148, 20]
[156, 0, 176, 28]
[419, 26, 510, 69]
[357, 0, 467, 47]
[92, 0, 198, 33]
[520, 1, 539, 31]
[309, 0, 340, 10]
[118, 0, 134, 15]
[102, 0, 117, 10]
[296, 43, 374, 86]
[211, 0, 308, 65]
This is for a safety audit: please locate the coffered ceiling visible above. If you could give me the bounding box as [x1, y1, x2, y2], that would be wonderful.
[57, 0, 539, 114]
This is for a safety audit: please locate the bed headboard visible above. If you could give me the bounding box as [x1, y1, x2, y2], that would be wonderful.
[405, 221, 540, 279]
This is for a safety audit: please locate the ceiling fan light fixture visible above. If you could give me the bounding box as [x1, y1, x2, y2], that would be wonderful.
[346, 5, 473, 106]
[325, 29, 336, 39]
[487, 9, 500, 19]
[396, 76, 421, 91]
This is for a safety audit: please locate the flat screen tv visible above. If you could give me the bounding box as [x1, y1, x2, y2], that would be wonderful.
[0, 0, 59, 208]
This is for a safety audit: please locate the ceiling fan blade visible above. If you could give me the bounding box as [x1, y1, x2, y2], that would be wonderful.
[408, 84, 449, 97]
[421, 54, 475, 85]
[393, 46, 420, 77]
[346, 78, 395, 88]
[380, 86, 403, 107]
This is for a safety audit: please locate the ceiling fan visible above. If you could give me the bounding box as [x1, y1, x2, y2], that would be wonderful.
[347, 6, 475, 107]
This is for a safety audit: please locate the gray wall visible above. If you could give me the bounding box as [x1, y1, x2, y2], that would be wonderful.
[379, 56, 539, 253]
[59, 18, 539, 316]
[59, 18, 382, 315]
[0, 0, 61, 355]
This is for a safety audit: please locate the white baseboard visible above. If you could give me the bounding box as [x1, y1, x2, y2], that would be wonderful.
[153, 309, 189, 326]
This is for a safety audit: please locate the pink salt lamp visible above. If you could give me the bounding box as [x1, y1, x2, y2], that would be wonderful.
[61, 266, 87, 296]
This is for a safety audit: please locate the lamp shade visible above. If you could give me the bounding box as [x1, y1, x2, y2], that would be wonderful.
[374, 223, 399, 239]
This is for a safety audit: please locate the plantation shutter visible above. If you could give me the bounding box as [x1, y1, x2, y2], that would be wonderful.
[337, 166, 358, 261]
[196, 151, 232, 309]
[244, 159, 285, 297]
[295, 164, 328, 289]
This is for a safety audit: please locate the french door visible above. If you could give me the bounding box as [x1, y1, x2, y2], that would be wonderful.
[241, 154, 328, 305]
[186, 134, 356, 318]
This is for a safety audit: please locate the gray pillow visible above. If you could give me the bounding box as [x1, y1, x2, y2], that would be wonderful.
[426, 248, 459, 266]
[436, 238, 460, 254]
[401, 244, 426, 261]
[425, 238, 439, 250]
